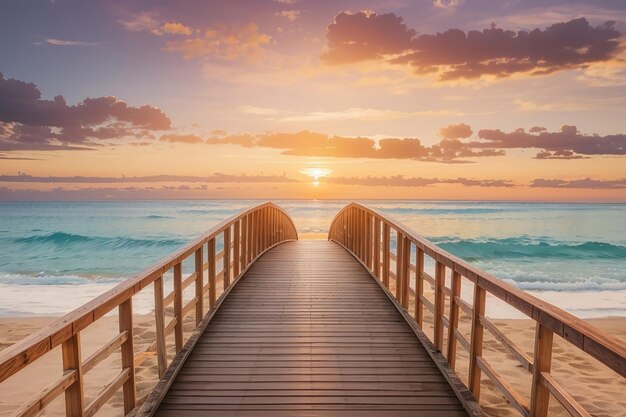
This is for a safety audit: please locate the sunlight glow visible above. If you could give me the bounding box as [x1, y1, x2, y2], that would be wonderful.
[299, 168, 332, 182]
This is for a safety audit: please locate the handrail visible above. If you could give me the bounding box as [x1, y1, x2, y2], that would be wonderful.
[328, 202, 625, 417]
[0, 201, 298, 417]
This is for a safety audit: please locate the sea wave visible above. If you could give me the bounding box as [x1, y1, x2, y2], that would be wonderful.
[10, 232, 187, 249]
[0, 272, 122, 286]
[430, 237, 626, 260]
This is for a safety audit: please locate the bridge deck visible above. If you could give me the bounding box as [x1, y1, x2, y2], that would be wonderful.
[154, 240, 469, 417]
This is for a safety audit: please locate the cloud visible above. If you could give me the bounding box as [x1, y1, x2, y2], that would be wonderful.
[0, 173, 297, 184]
[439, 123, 472, 139]
[205, 130, 503, 163]
[163, 23, 271, 60]
[160, 133, 203, 144]
[240, 105, 465, 122]
[160, 22, 193, 36]
[530, 178, 626, 189]
[118, 12, 193, 36]
[276, 10, 300, 22]
[40, 38, 102, 47]
[326, 175, 513, 187]
[475, 125, 626, 158]
[322, 13, 623, 81]
[0, 73, 170, 151]
[322, 12, 416, 65]
[433, 0, 464, 11]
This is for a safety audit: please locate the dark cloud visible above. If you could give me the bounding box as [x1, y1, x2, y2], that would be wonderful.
[322, 13, 622, 80]
[476, 125, 626, 157]
[321, 12, 416, 64]
[0, 73, 171, 151]
[326, 175, 514, 187]
[0, 173, 297, 183]
[530, 178, 626, 189]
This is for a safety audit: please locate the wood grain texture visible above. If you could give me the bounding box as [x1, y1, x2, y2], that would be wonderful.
[154, 241, 469, 417]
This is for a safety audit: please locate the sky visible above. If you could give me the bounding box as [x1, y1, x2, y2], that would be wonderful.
[0, 0, 625, 201]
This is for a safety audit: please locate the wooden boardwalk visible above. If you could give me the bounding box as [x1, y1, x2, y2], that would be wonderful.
[154, 240, 469, 417]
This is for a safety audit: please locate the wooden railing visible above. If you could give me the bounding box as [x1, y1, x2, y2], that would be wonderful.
[328, 202, 625, 417]
[0, 202, 297, 417]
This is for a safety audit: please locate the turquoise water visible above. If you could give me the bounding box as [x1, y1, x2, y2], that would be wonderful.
[0, 200, 624, 316]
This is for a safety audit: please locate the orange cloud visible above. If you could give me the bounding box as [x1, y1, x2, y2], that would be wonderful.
[205, 130, 503, 162]
[164, 23, 271, 60]
[439, 123, 473, 139]
[118, 12, 193, 36]
[160, 134, 203, 144]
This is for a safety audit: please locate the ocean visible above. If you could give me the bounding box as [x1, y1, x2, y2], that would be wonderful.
[0, 200, 624, 318]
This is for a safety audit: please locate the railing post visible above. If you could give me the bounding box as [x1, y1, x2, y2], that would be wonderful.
[530, 324, 554, 417]
[195, 247, 204, 326]
[173, 263, 183, 352]
[382, 223, 390, 287]
[401, 237, 411, 309]
[119, 298, 136, 415]
[469, 284, 486, 400]
[395, 232, 404, 301]
[415, 248, 424, 327]
[447, 270, 461, 369]
[234, 220, 241, 278]
[360, 210, 365, 261]
[62, 333, 84, 417]
[246, 213, 253, 264]
[208, 238, 216, 308]
[434, 261, 446, 351]
[224, 226, 231, 288]
[366, 213, 372, 268]
[153, 276, 167, 378]
[373, 217, 381, 278]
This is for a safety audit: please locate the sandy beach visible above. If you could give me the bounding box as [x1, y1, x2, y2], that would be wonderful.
[0, 313, 623, 416]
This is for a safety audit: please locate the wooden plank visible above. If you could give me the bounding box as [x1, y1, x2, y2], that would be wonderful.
[173, 263, 183, 352]
[434, 261, 446, 351]
[84, 368, 130, 417]
[208, 239, 216, 308]
[61, 333, 83, 417]
[82, 331, 128, 374]
[480, 315, 533, 372]
[119, 298, 136, 414]
[382, 223, 390, 287]
[468, 285, 486, 400]
[195, 248, 204, 325]
[145, 241, 470, 417]
[233, 220, 241, 278]
[224, 226, 231, 288]
[530, 323, 554, 417]
[373, 217, 381, 279]
[395, 231, 404, 301]
[415, 248, 424, 327]
[447, 271, 461, 369]
[154, 276, 167, 378]
[476, 357, 529, 417]
[401, 237, 411, 309]
[11, 370, 77, 417]
[539, 372, 591, 417]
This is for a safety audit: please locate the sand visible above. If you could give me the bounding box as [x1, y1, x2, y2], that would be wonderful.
[0, 314, 623, 416]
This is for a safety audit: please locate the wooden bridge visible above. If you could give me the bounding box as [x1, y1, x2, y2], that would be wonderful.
[0, 202, 624, 417]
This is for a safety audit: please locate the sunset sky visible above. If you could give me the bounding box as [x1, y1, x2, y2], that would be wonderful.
[0, 0, 625, 201]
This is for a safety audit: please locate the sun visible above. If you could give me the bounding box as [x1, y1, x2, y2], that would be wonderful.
[299, 167, 332, 186]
